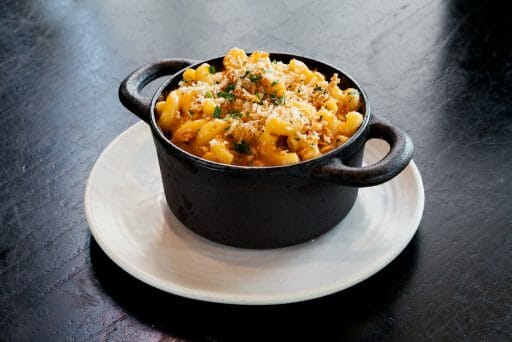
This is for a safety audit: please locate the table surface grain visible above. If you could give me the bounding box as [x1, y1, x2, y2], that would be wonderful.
[1, 0, 511, 341]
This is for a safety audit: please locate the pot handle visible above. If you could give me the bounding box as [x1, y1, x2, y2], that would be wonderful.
[119, 59, 197, 123]
[315, 115, 414, 187]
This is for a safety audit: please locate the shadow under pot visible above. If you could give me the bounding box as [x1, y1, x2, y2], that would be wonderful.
[119, 53, 414, 249]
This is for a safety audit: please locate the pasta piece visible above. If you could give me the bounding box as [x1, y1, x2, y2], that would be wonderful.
[339, 111, 363, 136]
[171, 119, 206, 143]
[287, 135, 302, 152]
[195, 63, 211, 81]
[265, 117, 297, 136]
[343, 88, 360, 112]
[248, 51, 270, 64]
[318, 109, 342, 134]
[183, 68, 196, 82]
[274, 82, 285, 97]
[329, 85, 344, 100]
[209, 140, 234, 164]
[155, 101, 166, 115]
[298, 143, 321, 160]
[202, 99, 217, 116]
[325, 98, 337, 113]
[335, 135, 349, 145]
[258, 131, 300, 166]
[179, 90, 197, 116]
[289, 59, 315, 84]
[158, 91, 180, 132]
[223, 47, 248, 69]
[195, 119, 229, 147]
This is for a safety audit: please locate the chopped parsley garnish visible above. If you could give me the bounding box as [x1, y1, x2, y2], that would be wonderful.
[297, 87, 301, 93]
[273, 95, 285, 105]
[243, 70, 250, 78]
[208, 65, 217, 74]
[217, 91, 236, 101]
[234, 141, 251, 154]
[213, 106, 222, 118]
[205, 91, 213, 98]
[271, 80, 278, 87]
[249, 74, 263, 83]
[229, 112, 243, 119]
[314, 85, 324, 92]
[189, 110, 195, 117]
[225, 83, 235, 92]
[319, 115, 323, 121]
[255, 92, 263, 104]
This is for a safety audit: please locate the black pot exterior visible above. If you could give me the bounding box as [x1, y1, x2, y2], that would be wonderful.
[154, 132, 365, 249]
[119, 53, 414, 249]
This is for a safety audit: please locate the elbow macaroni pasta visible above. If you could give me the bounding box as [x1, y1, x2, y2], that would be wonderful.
[155, 48, 364, 166]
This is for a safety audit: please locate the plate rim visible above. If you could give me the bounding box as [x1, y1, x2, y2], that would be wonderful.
[85, 122, 424, 305]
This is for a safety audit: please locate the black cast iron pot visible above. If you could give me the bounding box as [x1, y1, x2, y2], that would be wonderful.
[119, 53, 414, 249]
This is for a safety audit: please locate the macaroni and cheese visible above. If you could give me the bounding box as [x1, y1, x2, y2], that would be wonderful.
[155, 48, 363, 166]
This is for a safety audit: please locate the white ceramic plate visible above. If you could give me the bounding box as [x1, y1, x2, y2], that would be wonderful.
[85, 122, 424, 305]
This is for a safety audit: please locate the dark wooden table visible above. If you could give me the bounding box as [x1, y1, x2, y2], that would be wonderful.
[1, 0, 511, 340]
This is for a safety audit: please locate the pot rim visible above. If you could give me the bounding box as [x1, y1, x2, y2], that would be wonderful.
[149, 52, 371, 172]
